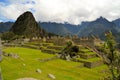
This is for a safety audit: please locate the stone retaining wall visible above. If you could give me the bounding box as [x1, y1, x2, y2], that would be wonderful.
[72, 39, 94, 47]
[21, 45, 39, 49]
[41, 49, 60, 54]
[73, 58, 103, 68]
[79, 54, 97, 59]
[84, 60, 103, 68]
[47, 46, 63, 51]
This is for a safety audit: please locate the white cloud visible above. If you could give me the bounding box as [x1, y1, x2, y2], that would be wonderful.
[0, 0, 120, 24]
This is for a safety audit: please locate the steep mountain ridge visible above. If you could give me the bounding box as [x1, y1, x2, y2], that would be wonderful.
[77, 17, 119, 39]
[10, 11, 47, 38]
[0, 16, 120, 40]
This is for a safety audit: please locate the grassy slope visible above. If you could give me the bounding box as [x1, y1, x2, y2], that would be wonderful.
[0, 47, 108, 80]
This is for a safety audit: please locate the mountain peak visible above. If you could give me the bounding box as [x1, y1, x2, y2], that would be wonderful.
[95, 16, 109, 23]
[10, 11, 43, 38]
[24, 11, 32, 14]
[97, 16, 106, 20]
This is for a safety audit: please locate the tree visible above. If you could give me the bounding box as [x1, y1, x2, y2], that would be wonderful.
[1, 31, 20, 41]
[103, 31, 120, 80]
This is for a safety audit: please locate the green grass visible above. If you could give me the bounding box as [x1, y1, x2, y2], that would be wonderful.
[42, 48, 61, 53]
[80, 49, 91, 53]
[77, 57, 101, 62]
[25, 42, 54, 47]
[78, 52, 96, 55]
[22, 44, 39, 49]
[47, 45, 64, 50]
[87, 52, 96, 55]
[0, 47, 108, 80]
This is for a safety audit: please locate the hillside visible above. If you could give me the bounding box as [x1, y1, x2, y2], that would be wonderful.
[77, 17, 119, 39]
[39, 22, 70, 36]
[39, 22, 82, 36]
[10, 11, 47, 38]
[0, 22, 13, 33]
[1, 46, 108, 80]
[0, 16, 120, 39]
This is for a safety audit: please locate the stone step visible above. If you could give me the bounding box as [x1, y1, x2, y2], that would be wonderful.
[47, 46, 64, 51]
[21, 44, 39, 49]
[26, 42, 54, 47]
[78, 52, 97, 59]
[73, 57, 104, 68]
[41, 43, 54, 47]
[41, 49, 61, 54]
[79, 48, 92, 53]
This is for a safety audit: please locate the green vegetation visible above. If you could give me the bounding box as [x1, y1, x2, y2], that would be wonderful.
[78, 52, 95, 55]
[103, 31, 120, 80]
[80, 49, 90, 53]
[60, 41, 79, 60]
[1, 31, 20, 41]
[0, 47, 108, 80]
[22, 43, 40, 49]
[77, 57, 101, 62]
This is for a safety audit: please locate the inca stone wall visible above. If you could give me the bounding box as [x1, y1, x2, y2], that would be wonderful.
[72, 39, 94, 47]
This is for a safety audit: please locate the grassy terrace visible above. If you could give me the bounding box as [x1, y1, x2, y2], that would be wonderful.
[41, 48, 61, 54]
[22, 44, 39, 49]
[47, 45, 64, 50]
[24, 42, 54, 47]
[78, 52, 96, 55]
[22, 42, 55, 49]
[76, 57, 101, 62]
[0, 47, 108, 80]
[80, 49, 91, 52]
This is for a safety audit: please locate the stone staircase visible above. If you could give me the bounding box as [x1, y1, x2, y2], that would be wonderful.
[73, 48, 104, 68]
[41, 44, 64, 54]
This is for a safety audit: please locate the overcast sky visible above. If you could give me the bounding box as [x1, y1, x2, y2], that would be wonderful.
[0, 0, 120, 25]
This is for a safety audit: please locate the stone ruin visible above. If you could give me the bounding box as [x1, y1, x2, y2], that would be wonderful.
[33, 35, 103, 47]
[72, 35, 102, 47]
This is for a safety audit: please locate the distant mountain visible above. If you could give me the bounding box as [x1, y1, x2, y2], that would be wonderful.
[39, 22, 81, 36]
[0, 16, 120, 40]
[10, 11, 47, 38]
[77, 16, 119, 39]
[0, 22, 13, 33]
[63, 22, 81, 34]
[39, 22, 70, 36]
[112, 18, 120, 33]
[113, 18, 120, 27]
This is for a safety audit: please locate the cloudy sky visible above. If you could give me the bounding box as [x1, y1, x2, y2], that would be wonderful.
[0, 0, 120, 25]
